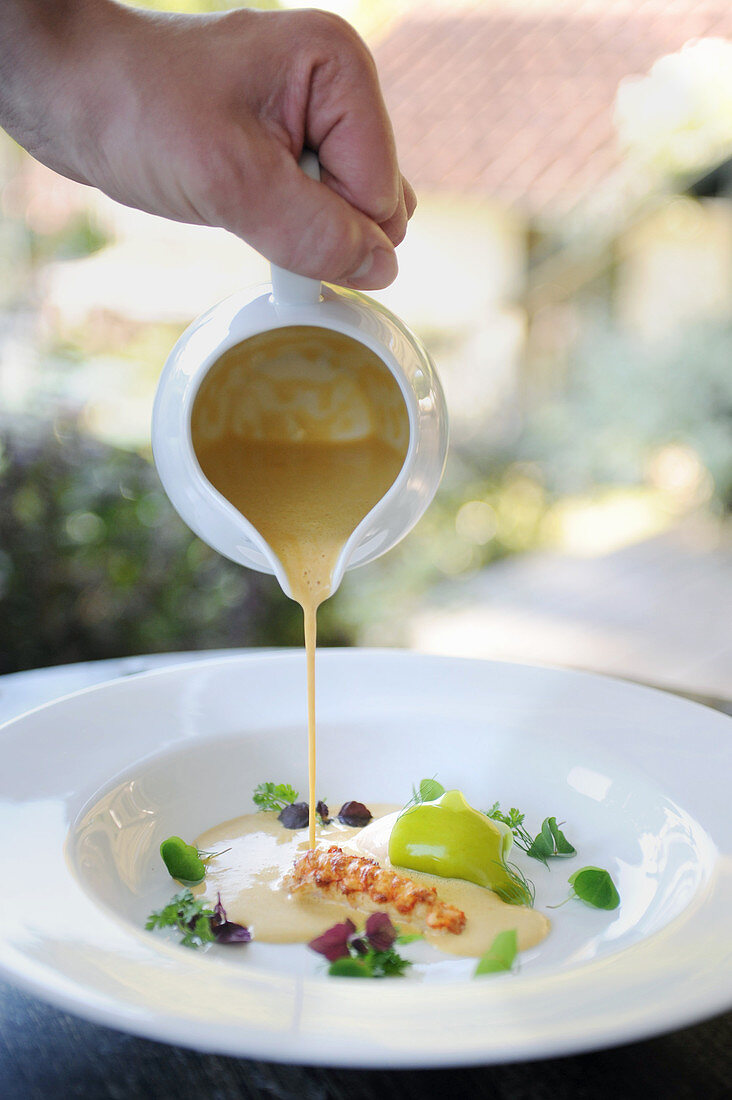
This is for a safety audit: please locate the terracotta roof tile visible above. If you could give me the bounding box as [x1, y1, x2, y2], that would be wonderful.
[372, 2, 732, 214]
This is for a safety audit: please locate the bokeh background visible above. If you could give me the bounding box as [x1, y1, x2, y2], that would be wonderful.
[2, 0, 731, 696]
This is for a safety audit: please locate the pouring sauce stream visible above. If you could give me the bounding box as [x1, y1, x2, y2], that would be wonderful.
[191, 326, 409, 847]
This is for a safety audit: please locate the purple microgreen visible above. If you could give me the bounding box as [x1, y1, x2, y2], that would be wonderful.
[308, 919, 357, 962]
[210, 893, 252, 943]
[316, 800, 331, 825]
[337, 801, 372, 827]
[364, 912, 397, 952]
[278, 802, 309, 829]
[309, 915, 412, 978]
[214, 921, 253, 943]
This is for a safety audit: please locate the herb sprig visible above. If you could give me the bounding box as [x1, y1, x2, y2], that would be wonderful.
[550, 866, 620, 910]
[252, 781, 300, 812]
[146, 889, 251, 948]
[486, 803, 576, 866]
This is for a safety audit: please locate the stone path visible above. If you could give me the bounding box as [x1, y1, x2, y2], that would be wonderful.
[409, 517, 732, 699]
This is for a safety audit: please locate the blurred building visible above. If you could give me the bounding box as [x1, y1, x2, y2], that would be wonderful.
[372, 0, 732, 432]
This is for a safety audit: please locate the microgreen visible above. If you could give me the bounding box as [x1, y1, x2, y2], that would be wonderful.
[399, 776, 446, 818]
[474, 929, 518, 976]
[527, 817, 577, 864]
[253, 781, 300, 812]
[146, 890, 216, 948]
[567, 867, 620, 910]
[486, 803, 535, 854]
[159, 837, 231, 884]
[415, 777, 445, 803]
[308, 913, 413, 978]
[486, 804, 576, 866]
[146, 889, 251, 948]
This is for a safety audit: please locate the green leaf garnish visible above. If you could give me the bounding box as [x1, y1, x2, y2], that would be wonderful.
[487, 805, 576, 865]
[474, 929, 518, 976]
[526, 819, 554, 864]
[253, 781, 300, 812]
[160, 836, 206, 884]
[395, 932, 423, 945]
[328, 956, 373, 977]
[567, 866, 620, 910]
[416, 777, 445, 803]
[398, 776, 446, 819]
[546, 817, 576, 856]
[146, 889, 216, 948]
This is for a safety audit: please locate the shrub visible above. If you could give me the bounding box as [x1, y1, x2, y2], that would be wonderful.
[0, 416, 335, 673]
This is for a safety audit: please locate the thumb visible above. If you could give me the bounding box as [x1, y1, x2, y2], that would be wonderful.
[222, 143, 398, 290]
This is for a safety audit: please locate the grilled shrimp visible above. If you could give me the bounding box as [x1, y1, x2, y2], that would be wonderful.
[284, 845, 466, 934]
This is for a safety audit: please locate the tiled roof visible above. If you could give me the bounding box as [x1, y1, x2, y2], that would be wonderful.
[372, 1, 732, 215]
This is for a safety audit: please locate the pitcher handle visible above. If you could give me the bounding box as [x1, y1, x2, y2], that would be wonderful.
[270, 150, 323, 308]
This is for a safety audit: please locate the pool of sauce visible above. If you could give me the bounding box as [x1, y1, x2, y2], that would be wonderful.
[194, 808, 550, 956]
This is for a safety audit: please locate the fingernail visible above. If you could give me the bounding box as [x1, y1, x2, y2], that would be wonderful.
[346, 247, 398, 290]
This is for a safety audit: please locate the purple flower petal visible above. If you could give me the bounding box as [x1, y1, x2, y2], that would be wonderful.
[365, 912, 397, 952]
[337, 801, 372, 827]
[214, 921, 252, 944]
[278, 802, 310, 829]
[211, 892, 251, 944]
[212, 893, 227, 927]
[308, 919, 356, 962]
[316, 800, 331, 825]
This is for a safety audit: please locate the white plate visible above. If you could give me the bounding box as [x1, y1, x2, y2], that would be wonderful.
[0, 650, 730, 1067]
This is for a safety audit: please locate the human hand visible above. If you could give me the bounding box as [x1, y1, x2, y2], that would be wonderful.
[1, 2, 415, 289]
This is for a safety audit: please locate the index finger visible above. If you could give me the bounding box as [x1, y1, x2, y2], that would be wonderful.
[305, 26, 402, 226]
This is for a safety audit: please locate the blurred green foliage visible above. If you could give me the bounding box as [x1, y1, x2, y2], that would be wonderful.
[522, 318, 732, 509]
[0, 416, 351, 674]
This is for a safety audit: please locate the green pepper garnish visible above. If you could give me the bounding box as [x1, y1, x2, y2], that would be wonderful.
[160, 836, 206, 884]
[389, 789, 518, 898]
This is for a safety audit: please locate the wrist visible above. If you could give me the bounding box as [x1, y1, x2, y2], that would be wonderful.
[0, 0, 131, 185]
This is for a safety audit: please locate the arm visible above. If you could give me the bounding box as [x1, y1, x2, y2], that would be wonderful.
[0, 0, 415, 288]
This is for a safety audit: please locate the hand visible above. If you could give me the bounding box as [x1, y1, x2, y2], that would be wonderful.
[0, 2, 415, 289]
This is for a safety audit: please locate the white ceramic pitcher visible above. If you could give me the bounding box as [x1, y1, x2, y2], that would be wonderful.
[152, 153, 448, 600]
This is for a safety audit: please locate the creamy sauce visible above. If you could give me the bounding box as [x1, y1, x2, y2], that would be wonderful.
[195, 809, 550, 955]
[192, 326, 409, 847]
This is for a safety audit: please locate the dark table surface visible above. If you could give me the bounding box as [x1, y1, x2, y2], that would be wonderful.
[1, 660, 730, 1100]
